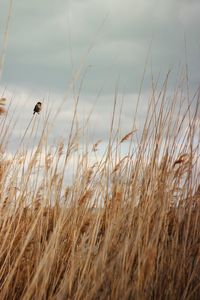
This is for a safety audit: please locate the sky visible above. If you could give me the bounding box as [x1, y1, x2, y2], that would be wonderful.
[0, 0, 200, 152]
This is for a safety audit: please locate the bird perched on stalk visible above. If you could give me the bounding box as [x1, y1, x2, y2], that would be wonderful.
[33, 102, 42, 115]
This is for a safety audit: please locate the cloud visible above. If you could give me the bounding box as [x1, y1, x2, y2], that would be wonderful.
[0, 0, 199, 155]
[0, 0, 199, 95]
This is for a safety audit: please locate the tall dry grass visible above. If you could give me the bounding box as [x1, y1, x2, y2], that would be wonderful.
[0, 78, 200, 300]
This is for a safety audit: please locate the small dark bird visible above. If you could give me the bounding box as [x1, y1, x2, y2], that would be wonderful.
[33, 102, 42, 115]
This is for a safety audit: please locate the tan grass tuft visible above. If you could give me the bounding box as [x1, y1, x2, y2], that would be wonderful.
[120, 129, 137, 143]
[92, 139, 102, 152]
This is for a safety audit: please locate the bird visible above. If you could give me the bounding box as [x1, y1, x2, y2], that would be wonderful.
[33, 102, 42, 115]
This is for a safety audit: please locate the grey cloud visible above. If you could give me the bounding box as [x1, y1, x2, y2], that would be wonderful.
[0, 0, 200, 152]
[0, 0, 199, 95]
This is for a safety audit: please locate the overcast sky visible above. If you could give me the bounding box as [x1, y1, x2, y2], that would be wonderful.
[0, 0, 200, 151]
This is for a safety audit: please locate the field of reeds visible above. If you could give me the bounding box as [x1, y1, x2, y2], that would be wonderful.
[0, 77, 200, 300]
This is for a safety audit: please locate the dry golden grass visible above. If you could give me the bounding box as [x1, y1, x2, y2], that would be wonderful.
[0, 98, 6, 115]
[0, 79, 200, 300]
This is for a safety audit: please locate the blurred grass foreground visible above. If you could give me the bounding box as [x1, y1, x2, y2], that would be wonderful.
[0, 75, 200, 300]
